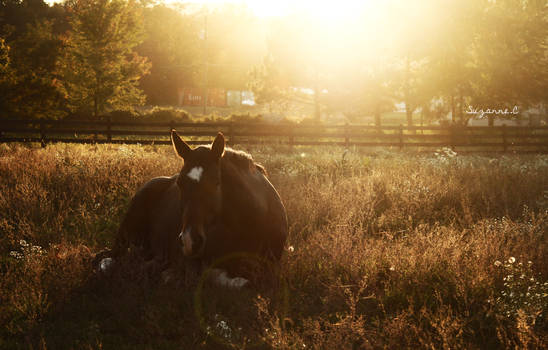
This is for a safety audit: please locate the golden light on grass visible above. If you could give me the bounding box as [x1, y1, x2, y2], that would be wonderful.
[1, 143, 547, 348]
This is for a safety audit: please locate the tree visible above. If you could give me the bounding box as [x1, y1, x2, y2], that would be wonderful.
[0, 0, 50, 40]
[471, 0, 548, 126]
[413, 0, 482, 125]
[204, 4, 265, 90]
[248, 54, 286, 113]
[389, 1, 436, 127]
[0, 0, 69, 119]
[58, 0, 150, 118]
[8, 20, 66, 118]
[0, 37, 16, 118]
[360, 64, 395, 127]
[137, 4, 200, 105]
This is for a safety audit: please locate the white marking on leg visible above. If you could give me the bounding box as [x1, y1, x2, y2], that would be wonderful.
[100, 257, 114, 272]
[228, 277, 249, 289]
[211, 268, 249, 289]
[215, 270, 231, 285]
[187, 166, 204, 182]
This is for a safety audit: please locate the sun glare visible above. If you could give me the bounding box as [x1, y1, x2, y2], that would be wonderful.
[249, 0, 367, 19]
[180, 0, 371, 20]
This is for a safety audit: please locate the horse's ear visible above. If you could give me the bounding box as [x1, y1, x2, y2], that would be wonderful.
[211, 132, 225, 159]
[171, 129, 191, 159]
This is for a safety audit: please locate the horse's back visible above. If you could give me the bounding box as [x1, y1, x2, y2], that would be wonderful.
[259, 173, 288, 260]
[219, 163, 288, 262]
[113, 175, 180, 260]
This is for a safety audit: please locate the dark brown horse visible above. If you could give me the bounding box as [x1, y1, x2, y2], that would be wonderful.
[98, 131, 288, 288]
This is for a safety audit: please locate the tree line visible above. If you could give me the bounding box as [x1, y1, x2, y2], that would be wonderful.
[0, 0, 547, 126]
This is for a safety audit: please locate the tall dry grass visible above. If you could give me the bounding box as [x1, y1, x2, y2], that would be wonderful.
[0, 143, 547, 349]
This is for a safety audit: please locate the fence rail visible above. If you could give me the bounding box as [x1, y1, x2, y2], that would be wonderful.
[1, 119, 547, 152]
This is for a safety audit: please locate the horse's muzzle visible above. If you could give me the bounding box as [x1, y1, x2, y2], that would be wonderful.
[179, 227, 205, 257]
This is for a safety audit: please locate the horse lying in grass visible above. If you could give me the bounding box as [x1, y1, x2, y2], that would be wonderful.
[97, 131, 288, 289]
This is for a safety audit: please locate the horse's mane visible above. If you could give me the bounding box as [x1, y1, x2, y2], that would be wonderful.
[195, 144, 266, 175]
[222, 147, 267, 175]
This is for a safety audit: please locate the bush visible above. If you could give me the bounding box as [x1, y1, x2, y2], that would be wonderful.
[228, 114, 265, 124]
[107, 110, 138, 122]
[144, 107, 190, 122]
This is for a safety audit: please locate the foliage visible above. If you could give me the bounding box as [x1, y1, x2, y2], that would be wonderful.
[358, 64, 396, 126]
[8, 20, 66, 119]
[2, 0, 547, 123]
[491, 257, 548, 325]
[204, 4, 265, 90]
[0, 0, 67, 119]
[0, 144, 547, 348]
[470, 0, 548, 125]
[137, 4, 200, 105]
[57, 0, 150, 118]
[145, 106, 190, 122]
[0, 37, 10, 75]
[248, 54, 286, 113]
[0, 37, 15, 118]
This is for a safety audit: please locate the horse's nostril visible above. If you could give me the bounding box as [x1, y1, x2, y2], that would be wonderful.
[179, 228, 190, 241]
[179, 227, 205, 256]
[191, 229, 204, 247]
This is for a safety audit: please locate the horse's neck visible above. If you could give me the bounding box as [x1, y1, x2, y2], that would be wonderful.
[220, 162, 263, 224]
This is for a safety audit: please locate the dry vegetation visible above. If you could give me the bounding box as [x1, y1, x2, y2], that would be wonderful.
[0, 142, 547, 349]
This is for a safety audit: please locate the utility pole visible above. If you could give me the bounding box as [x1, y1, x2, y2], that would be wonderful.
[314, 67, 320, 121]
[202, 13, 208, 115]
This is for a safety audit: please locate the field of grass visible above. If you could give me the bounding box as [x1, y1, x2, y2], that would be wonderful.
[0, 142, 547, 349]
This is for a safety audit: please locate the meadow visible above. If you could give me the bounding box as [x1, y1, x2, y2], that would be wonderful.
[0, 142, 547, 349]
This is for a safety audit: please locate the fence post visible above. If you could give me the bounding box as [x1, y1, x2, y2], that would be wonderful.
[502, 124, 507, 153]
[399, 124, 403, 150]
[450, 125, 455, 151]
[39, 120, 46, 148]
[229, 121, 235, 146]
[106, 115, 112, 142]
[169, 120, 175, 145]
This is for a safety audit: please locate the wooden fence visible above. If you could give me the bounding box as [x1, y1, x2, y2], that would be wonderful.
[1, 119, 547, 152]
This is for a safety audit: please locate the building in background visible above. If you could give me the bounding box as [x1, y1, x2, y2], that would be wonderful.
[178, 88, 254, 108]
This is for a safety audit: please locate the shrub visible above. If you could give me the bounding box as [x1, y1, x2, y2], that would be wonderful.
[145, 106, 191, 122]
[491, 257, 548, 325]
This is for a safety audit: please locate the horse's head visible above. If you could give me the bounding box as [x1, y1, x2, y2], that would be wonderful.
[171, 130, 225, 257]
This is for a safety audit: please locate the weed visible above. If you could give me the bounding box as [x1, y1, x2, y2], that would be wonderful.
[0, 144, 547, 349]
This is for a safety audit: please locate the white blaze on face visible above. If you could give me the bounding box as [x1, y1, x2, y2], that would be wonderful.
[187, 166, 204, 182]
